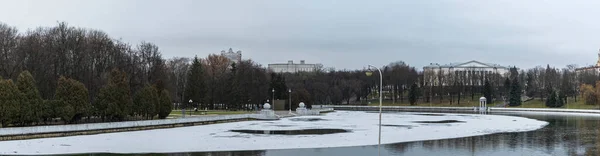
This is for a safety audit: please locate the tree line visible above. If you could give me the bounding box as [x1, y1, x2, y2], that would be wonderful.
[0, 22, 175, 127]
[0, 69, 172, 127]
[422, 64, 580, 108]
[0, 21, 596, 128]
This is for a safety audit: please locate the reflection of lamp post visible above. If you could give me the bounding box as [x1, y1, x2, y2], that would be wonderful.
[272, 88, 275, 111]
[289, 89, 292, 113]
[366, 64, 383, 156]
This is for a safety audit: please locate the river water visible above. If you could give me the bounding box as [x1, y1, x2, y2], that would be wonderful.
[74, 111, 600, 156]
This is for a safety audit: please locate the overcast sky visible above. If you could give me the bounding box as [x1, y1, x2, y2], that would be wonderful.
[1, 0, 599, 70]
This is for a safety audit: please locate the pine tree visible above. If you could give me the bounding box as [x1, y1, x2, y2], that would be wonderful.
[95, 69, 133, 121]
[225, 62, 243, 110]
[157, 89, 172, 119]
[408, 83, 419, 105]
[134, 85, 159, 119]
[509, 77, 522, 106]
[525, 73, 535, 98]
[503, 77, 511, 98]
[185, 57, 206, 109]
[556, 91, 565, 108]
[559, 71, 575, 101]
[44, 100, 63, 124]
[16, 71, 42, 125]
[483, 80, 493, 105]
[546, 91, 557, 108]
[0, 79, 21, 127]
[55, 76, 90, 123]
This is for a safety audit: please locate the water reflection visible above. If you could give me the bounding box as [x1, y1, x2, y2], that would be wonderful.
[61, 112, 600, 156]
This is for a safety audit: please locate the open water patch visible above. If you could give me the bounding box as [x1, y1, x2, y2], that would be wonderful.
[413, 113, 446, 116]
[413, 120, 465, 124]
[381, 124, 414, 129]
[289, 118, 328, 122]
[230, 129, 349, 135]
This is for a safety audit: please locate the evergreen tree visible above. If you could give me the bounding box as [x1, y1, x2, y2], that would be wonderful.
[269, 73, 288, 101]
[42, 100, 60, 124]
[16, 71, 42, 125]
[225, 62, 243, 110]
[185, 57, 206, 109]
[503, 77, 511, 98]
[483, 80, 493, 105]
[0, 79, 21, 127]
[509, 77, 522, 106]
[95, 69, 133, 121]
[546, 91, 557, 108]
[556, 91, 565, 108]
[408, 83, 419, 105]
[134, 85, 159, 119]
[157, 89, 172, 119]
[560, 71, 575, 100]
[55, 77, 90, 123]
[525, 72, 535, 98]
[509, 66, 519, 80]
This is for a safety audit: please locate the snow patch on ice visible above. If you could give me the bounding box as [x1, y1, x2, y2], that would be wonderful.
[0, 111, 548, 155]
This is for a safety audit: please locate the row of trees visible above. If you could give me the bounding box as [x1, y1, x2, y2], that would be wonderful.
[0, 69, 172, 127]
[183, 55, 270, 110]
[0, 21, 177, 127]
[424, 63, 584, 108]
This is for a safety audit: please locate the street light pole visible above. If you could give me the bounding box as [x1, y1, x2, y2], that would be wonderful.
[272, 88, 275, 111]
[366, 64, 383, 156]
[189, 99, 193, 116]
[289, 89, 292, 113]
[186, 99, 192, 118]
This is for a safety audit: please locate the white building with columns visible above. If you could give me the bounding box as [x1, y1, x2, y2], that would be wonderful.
[268, 60, 322, 73]
[423, 60, 509, 86]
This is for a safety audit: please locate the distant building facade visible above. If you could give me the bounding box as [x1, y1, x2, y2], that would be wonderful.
[268, 60, 321, 73]
[220, 48, 242, 64]
[575, 50, 600, 73]
[423, 60, 509, 86]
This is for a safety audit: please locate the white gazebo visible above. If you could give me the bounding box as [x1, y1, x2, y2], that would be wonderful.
[479, 97, 488, 113]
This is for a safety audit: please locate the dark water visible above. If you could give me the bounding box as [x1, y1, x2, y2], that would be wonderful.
[69, 112, 600, 156]
[229, 129, 349, 135]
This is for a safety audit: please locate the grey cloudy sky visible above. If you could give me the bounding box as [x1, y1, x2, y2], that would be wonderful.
[1, 0, 599, 70]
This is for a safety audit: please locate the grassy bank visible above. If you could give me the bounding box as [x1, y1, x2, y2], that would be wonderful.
[168, 110, 252, 117]
[364, 98, 598, 109]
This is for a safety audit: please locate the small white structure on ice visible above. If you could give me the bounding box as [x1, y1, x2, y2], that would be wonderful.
[296, 102, 319, 115]
[478, 97, 489, 113]
[260, 103, 276, 118]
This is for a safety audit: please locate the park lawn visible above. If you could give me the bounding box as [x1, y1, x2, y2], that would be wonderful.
[169, 110, 252, 116]
[365, 98, 598, 110]
[365, 97, 493, 107]
[515, 99, 597, 109]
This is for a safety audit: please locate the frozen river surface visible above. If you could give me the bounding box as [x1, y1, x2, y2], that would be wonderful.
[0, 111, 547, 155]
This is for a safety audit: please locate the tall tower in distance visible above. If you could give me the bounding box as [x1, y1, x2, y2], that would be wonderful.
[597, 49, 600, 66]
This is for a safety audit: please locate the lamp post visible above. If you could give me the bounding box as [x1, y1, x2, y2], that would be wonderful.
[366, 64, 383, 156]
[188, 99, 193, 116]
[272, 88, 275, 111]
[289, 89, 292, 113]
[184, 99, 192, 118]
